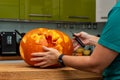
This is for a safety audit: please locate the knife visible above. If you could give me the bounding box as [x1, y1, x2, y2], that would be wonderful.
[70, 31, 85, 48]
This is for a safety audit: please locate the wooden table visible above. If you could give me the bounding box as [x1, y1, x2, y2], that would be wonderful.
[0, 62, 102, 80]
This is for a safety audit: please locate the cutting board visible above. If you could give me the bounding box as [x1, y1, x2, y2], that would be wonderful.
[0, 61, 102, 80]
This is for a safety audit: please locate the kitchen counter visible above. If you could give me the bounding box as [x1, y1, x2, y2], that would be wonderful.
[0, 61, 102, 80]
[0, 56, 22, 60]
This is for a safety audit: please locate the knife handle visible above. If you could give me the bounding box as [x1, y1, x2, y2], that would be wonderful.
[70, 31, 85, 48]
[74, 35, 85, 48]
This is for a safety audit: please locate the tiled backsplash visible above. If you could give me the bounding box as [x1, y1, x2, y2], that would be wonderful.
[0, 21, 105, 38]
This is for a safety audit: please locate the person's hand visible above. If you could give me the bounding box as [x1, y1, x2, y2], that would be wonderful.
[73, 31, 99, 50]
[30, 46, 61, 68]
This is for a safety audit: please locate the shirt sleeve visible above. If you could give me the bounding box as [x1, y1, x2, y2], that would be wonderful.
[98, 7, 120, 53]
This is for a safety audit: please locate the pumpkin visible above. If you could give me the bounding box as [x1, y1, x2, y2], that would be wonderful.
[19, 28, 73, 67]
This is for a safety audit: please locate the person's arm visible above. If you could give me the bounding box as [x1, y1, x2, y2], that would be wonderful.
[31, 44, 118, 74]
[62, 44, 118, 74]
[31, 32, 118, 74]
[88, 35, 99, 46]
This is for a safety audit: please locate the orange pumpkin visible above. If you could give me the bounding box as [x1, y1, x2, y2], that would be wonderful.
[19, 28, 73, 66]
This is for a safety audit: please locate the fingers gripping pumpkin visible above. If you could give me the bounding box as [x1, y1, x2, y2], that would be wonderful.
[20, 28, 73, 66]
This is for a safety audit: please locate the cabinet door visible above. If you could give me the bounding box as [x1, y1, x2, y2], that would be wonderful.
[25, 0, 59, 21]
[96, 0, 116, 22]
[60, 0, 95, 22]
[19, 0, 26, 20]
[0, 0, 19, 20]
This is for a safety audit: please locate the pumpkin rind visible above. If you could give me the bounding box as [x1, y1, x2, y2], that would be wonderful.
[20, 28, 73, 66]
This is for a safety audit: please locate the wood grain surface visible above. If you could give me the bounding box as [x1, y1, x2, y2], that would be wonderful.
[0, 62, 102, 80]
[0, 56, 22, 60]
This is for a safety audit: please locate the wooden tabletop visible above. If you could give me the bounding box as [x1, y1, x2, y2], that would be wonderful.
[0, 61, 102, 80]
[0, 56, 22, 60]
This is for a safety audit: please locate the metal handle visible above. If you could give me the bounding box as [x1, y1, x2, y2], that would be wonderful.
[29, 14, 52, 17]
[68, 16, 89, 19]
[101, 17, 107, 19]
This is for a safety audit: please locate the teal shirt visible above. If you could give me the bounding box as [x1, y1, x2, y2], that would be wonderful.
[98, 1, 120, 80]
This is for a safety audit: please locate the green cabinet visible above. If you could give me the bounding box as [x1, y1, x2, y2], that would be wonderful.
[0, 0, 95, 22]
[19, 0, 26, 20]
[0, 0, 20, 20]
[59, 0, 95, 22]
[24, 0, 95, 22]
[24, 0, 59, 21]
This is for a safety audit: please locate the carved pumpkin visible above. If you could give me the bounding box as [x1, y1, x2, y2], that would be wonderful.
[19, 28, 73, 66]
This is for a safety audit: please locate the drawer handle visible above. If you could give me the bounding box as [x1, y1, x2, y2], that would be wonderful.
[29, 14, 52, 17]
[68, 16, 89, 19]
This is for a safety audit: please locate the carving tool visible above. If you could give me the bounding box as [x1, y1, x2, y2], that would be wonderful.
[70, 31, 85, 48]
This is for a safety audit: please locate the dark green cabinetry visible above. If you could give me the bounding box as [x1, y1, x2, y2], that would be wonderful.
[0, 0, 20, 20]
